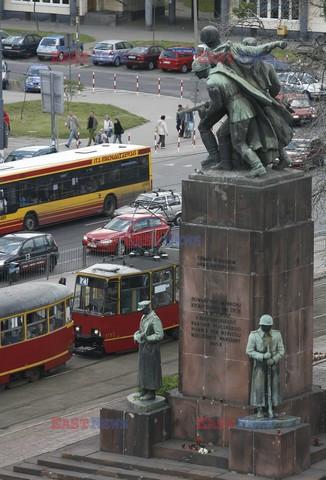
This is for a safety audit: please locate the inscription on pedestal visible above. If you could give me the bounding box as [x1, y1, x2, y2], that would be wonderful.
[190, 296, 242, 347]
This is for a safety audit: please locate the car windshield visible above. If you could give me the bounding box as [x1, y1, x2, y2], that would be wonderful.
[27, 67, 47, 76]
[289, 98, 311, 108]
[95, 43, 113, 50]
[6, 36, 23, 43]
[130, 47, 148, 54]
[4, 151, 36, 162]
[135, 194, 154, 204]
[0, 238, 22, 254]
[300, 73, 318, 83]
[41, 38, 57, 46]
[103, 218, 132, 231]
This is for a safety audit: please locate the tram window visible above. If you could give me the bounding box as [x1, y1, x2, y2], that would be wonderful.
[1, 316, 24, 345]
[74, 276, 106, 315]
[151, 268, 174, 308]
[27, 309, 48, 339]
[104, 281, 118, 315]
[49, 302, 65, 331]
[121, 273, 150, 314]
[175, 266, 179, 302]
[66, 298, 72, 324]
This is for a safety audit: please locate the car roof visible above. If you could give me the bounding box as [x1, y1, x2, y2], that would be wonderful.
[27, 64, 50, 69]
[2, 232, 51, 240]
[137, 191, 181, 198]
[115, 213, 165, 220]
[97, 39, 128, 43]
[42, 34, 64, 39]
[10, 146, 53, 153]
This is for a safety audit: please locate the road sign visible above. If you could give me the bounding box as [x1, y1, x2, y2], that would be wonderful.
[40, 71, 64, 115]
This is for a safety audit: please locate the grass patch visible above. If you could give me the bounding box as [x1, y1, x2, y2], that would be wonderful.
[7, 101, 147, 139]
[5, 28, 95, 44]
[273, 47, 297, 62]
[132, 39, 195, 48]
[156, 374, 179, 398]
[182, 0, 214, 12]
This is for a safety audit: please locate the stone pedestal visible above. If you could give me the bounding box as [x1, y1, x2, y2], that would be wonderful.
[100, 398, 170, 458]
[229, 424, 311, 478]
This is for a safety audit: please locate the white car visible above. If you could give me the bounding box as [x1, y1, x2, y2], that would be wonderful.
[278, 72, 326, 99]
[91, 39, 133, 66]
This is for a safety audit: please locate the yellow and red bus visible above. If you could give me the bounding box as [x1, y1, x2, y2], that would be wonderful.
[73, 248, 179, 355]
[0, 144, 152, 234]
[0, 281, 73, 389]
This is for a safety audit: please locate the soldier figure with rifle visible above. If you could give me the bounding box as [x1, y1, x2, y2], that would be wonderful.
[246, 315, 285, 419]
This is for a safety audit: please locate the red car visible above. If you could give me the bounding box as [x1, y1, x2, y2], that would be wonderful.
[123, 45, 163, 70]
[158, 47, 196, 73]
[277, 93, 317, 125]
[82, 213, 170, 255]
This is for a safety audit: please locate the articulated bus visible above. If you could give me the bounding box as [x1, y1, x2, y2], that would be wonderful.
[0, 282, 73, 389]
[0, 144, 152, 234]
[73, 248, 179, 355]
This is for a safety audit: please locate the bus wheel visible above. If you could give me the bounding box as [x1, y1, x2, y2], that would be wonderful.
[115, 241, 125, 256]
[25, 367, 42, 382]
[23, 213, 38, 231]
[103, 195, 117, 217]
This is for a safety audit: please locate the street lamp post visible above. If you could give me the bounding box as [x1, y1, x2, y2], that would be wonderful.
[193, 0, 198, 49]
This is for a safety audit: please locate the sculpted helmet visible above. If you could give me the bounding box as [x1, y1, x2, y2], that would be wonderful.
[259, 314, 273, 326]
[191, 58, 210, 73]
[200, 25, 220, 48]
[242, 37, 257, 46]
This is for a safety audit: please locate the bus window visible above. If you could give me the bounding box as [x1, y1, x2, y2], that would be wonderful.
[49, 302, 65, 331]
[74, 276, 107, 315]
[1, 316, 24, 345]
[175, 265, 179, 302]
[152, 268, 174, 308]
[104, 280, 118, 315]
[121, 273, 150, 314]
[27, 309, 48, 338]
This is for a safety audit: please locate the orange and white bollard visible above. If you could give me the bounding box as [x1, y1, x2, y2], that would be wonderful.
[78, 74, 81, 94]
[193, 127, 196, 147]
[92, 72, 95, 93]
[180, 80, 183, 99]
[154, 133, 157, 153]
[128, 134, 131, 144]
[177, 130, 181, 151]
[113, 73, 117, 94]
[158, 77, 161, 96]
[136, 75, 139, 95]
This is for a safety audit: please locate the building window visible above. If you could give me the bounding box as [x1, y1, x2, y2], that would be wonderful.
[247, 0, 299, 20]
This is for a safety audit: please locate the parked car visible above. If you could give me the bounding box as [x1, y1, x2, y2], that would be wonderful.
[91, 39, 133, 66]
[24, 64, 51, 93]
[2, 61, 9, 90]
[285, 138, 326, 169]
[2, 145, 57, 164]
[114, 190, 182, 225]
[277, 93, 317, 125]
[82, 213, 171, 255]
[0, 232, 59, 278]
[158, 47, 196, 73]
[37, 35, 83, 61]
[278, 71, 326, 99]
[123, 45, 164, 70]
[2, 33, 41, 58]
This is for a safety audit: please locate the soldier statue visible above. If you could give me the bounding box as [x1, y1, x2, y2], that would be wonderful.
[246, 315, 285, 418]
[134, 300, 164, 401]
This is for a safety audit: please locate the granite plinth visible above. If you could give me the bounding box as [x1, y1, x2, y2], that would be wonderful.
[100, 398, 170, 458]
[127, 393, 166, 412]
[238, 414, 301, 429]
[229, 423, 311, 478]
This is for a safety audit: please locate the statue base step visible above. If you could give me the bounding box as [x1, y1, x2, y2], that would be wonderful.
[229, 423, 310, 478]
[127, 392, 166, 412]
[100, 398, 170, 458]
[238, 414, 301, 429]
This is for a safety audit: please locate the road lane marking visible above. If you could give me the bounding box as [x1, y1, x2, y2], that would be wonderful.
[182, 164, 192, 167]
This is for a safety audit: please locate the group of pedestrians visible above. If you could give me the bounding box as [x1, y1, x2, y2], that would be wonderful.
[65, 111, 124, 148]
[176, 104, 194, 138]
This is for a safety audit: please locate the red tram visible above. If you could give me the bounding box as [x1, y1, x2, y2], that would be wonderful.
[73, 249, 179, 354]
[0, 282, 74, 389]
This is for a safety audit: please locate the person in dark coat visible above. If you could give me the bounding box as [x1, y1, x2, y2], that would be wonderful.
[86, 111, 98, 146]
[134, 300, 164, 401]
[113, 118, 124, 144]
[176, 104, 185, 137]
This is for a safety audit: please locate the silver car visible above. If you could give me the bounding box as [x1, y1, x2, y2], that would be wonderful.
[91, 39, 133, 67]
[114, 191, 182, 225]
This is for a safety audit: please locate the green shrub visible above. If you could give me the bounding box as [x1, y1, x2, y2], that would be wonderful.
[156, 374, 179, 398]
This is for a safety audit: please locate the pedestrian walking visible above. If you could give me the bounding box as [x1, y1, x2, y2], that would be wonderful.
[184, 104, 194, 139]
[86, 111, 98, 146]
[155, 115, 168, 148]
[65, 111, 82, 148]
[176, 104, 185, 137]
[113, 118, 124, 144]
[104, 115, 114, 143]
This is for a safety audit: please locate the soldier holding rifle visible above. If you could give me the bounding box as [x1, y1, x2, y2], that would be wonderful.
[246, 315, 285, 419]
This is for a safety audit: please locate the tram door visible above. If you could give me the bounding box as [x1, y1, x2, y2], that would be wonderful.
[120, 273, 150, 314]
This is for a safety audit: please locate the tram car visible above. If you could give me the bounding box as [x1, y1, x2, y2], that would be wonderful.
[0, 282, 74, 389]
[73, 248, 179, 354]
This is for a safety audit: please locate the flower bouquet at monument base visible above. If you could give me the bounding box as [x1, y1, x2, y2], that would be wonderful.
[181, 438, 213, 454]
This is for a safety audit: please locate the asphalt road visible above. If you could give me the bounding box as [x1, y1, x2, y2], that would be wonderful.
[6, 56, 208, 101]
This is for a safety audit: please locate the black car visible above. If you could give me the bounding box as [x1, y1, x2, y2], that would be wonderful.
[123, 45, 164, 70]
[0, 232, 59, 278]
[2, 33, 42, 58]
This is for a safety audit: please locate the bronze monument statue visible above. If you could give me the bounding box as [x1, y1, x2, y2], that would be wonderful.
[133, 300, 164, 401]
[246, 314, 285, 418]
[191, 26, 293, 175]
